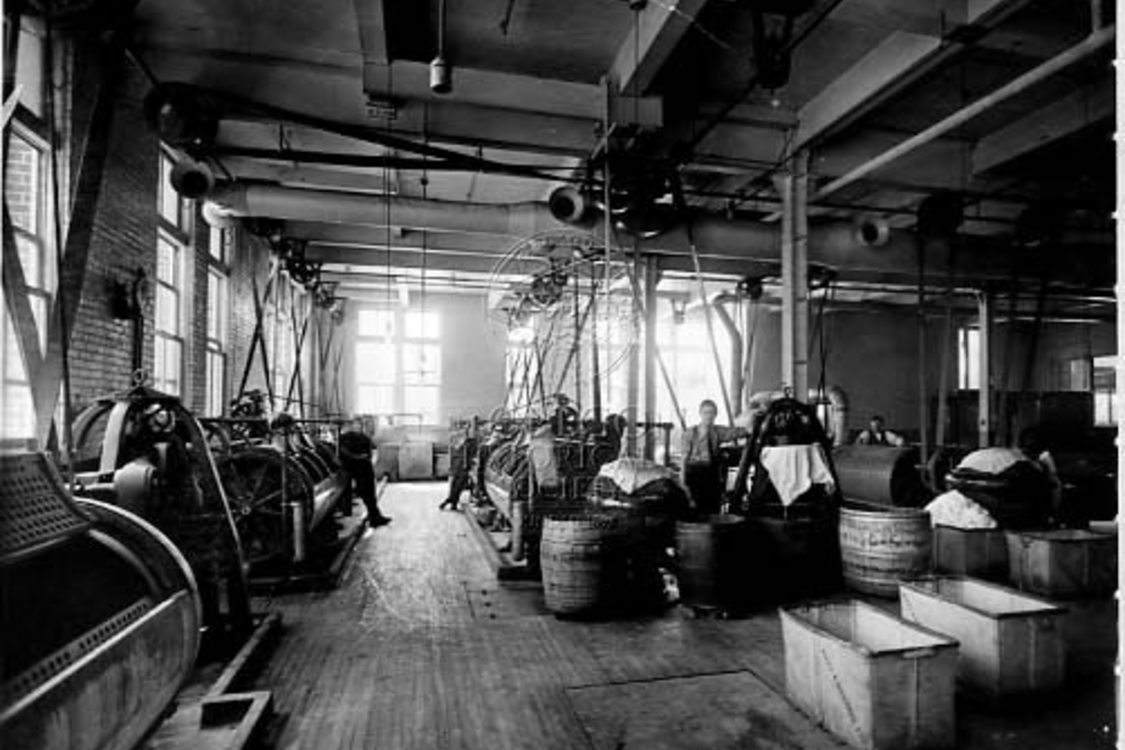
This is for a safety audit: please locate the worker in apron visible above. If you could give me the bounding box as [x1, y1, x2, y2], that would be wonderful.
[679, 399, 746, 517]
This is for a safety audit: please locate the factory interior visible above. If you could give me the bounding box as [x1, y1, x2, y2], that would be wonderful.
[1, 0, 1122, 748]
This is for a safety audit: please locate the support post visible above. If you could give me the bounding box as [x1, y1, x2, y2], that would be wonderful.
[625, 249, 642, 457]
[777, 149, 810, 400]
[977, 290, 992, 447]
[642, 255, 659, 459]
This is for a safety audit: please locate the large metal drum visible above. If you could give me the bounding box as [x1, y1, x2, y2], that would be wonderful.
[832, 445, 926, 507]
[839, 501, 932, 596]
[0, 454, 201, 750]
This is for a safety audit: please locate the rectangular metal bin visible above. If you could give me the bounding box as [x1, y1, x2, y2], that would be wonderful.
[781, 600, 958, 750]
[1005, 529, 1116, 598]
[899, 576, 1066, 698]
[932, 525, 1009, 581]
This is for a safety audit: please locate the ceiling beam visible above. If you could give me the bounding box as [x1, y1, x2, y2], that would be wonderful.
[813, 24, 1115, 200]
[310, 245, 529, 275]
[352, 0, 388, 65]
[146, 50, 601, 158]
[793, 0, 1037, 152]
[362, 60, 663, 127]
[971, 77, 1114, 174]
[794, 31, 943, 151]
[221, 156, 396, 193]
[610, 0, 710, 96]
[287, 222, 512, 250]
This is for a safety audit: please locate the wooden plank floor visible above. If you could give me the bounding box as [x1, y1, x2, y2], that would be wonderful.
[252, 483, 1116, 750]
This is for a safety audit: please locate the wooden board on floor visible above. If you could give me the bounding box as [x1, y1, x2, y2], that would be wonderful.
[566, 670, 842, 750]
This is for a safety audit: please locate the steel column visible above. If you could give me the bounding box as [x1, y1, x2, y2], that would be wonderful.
[642, 255, 659, 459]
[778, 150, 810, 400]
[977, 291, 992, 447]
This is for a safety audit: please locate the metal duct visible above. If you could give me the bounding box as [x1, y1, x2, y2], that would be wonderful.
[203, 183, 1110, 287]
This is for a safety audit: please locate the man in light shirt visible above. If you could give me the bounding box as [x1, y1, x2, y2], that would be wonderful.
[679, 399, 746, 516]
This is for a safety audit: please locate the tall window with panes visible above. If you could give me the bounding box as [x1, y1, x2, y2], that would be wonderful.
[205, 226, 232, 414]
[1, 126, 55, 442]
[354, 307, 442, 423]
[154, 151, 192, 395]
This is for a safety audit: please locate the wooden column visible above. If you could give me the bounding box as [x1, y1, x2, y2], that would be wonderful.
[777, 149, 810, 400]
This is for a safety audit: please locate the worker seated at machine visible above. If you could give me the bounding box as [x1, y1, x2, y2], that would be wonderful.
[679, 399, 748, 517]
[339, 419, 391, 527]
[441, 417, 481, 511]
[855, 414, 906, 447]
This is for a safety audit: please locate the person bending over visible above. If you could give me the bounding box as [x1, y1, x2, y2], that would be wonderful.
[339, 419, 391, 527]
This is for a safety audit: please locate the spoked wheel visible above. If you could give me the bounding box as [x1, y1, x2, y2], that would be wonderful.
[217, 446, 316, 566]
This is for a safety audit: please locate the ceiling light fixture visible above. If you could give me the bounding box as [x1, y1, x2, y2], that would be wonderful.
[430, 0, 452, 94]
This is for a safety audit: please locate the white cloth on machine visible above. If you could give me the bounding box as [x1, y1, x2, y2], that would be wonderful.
[956, 447, 1027, 475]
[924, 489, 997, 529]
[597, 458, 676, 495]
[759, 444, 836, 507]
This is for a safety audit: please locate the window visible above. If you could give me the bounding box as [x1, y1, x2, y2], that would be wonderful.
[204, 226, 231, 414]
[958, 327, 980, 390]
[159, 152, 193, 232]
[1092, 355, 1116, 426]
[655, 299, 732, 427]
[154, 148, 193, 396]
[354, 306, 442, 423]
[1, 127, 55, 441]
[153, 235, 185, 395]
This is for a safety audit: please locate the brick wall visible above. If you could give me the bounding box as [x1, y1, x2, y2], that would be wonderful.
[65, 57, 157, 412]
[56, 45, 282, 424]
[15, 39, 349, 433]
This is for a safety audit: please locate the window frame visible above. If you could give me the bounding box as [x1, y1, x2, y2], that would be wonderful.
[204, 227, 231, 415]
[153, 231, 186, 395]
[1, 121, 56, 443]
[354, 305, 442, 423]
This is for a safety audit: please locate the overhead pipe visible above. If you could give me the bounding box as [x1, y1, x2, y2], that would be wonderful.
[203, 183, 1111, 287]
[815, 24, 1116, 200]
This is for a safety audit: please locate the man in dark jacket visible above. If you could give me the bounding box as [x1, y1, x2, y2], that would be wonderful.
[440, 418, 480, 511]
[340, 419, 390, 527]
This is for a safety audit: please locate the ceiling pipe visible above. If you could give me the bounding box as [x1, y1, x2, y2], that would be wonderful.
[815, 24, 1115, 201]
[203, 183, 1112, 288]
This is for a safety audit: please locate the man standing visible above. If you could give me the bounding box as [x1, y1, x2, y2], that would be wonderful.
[440, 418, 480, 511]
[856, 415, 906, 447]
[339, 419, 391, 527]
[680, 399, 746, 516]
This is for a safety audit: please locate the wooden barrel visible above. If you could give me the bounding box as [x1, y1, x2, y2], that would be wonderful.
[839, 501, 932, 597]
[540, 516, 623, 615]
[675, 514, 749, 609]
